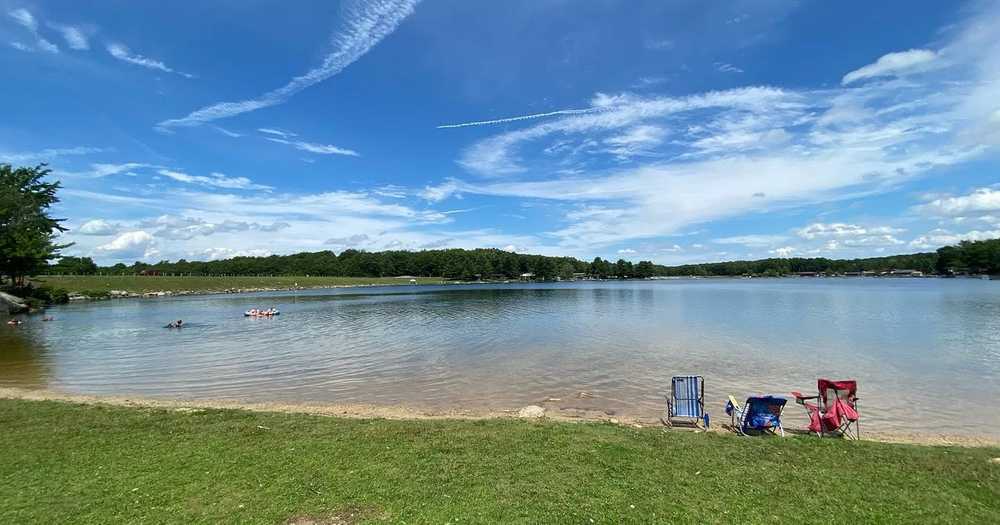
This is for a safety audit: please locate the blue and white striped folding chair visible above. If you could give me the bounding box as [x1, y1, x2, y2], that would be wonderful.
[663, 375, 709, 428]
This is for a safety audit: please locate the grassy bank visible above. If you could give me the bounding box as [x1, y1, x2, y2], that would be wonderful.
[32, 275, 445, 295]
[0, 399, 997, 523]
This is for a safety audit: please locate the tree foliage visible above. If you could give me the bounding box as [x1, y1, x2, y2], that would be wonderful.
[935, 238, 1000, 275]
[0, 164, 69, 285]
[51, 240, 1000, 279]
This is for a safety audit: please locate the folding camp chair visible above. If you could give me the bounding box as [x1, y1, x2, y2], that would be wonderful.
[663, 375, 709, 428]
[725, 395, 786, 436]
[792, 379, 860, 439]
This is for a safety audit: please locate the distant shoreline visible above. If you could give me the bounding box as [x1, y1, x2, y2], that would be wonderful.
[25, 273, 995, 304]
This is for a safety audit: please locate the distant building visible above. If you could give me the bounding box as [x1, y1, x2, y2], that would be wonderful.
[888, 269, 923, 277]
[797, 271, 819, 277]
[519, 272, 535, 280]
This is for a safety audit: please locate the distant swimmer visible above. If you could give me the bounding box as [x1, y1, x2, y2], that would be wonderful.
[42, 316, 54, 322]
[6, 319, 22, 326]
[166, 319, 184, 328]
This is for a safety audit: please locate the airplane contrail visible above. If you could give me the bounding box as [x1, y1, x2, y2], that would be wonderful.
[436, 108, 599, 129]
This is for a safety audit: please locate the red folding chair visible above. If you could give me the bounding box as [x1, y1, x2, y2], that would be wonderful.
[792, 379, 860, 439]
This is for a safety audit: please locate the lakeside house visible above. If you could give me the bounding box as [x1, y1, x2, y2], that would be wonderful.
[885, 269, 924, 277]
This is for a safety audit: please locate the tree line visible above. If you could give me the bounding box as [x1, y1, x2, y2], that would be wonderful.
[5, 163, 998, 285]
[45, 239, 1000, 279]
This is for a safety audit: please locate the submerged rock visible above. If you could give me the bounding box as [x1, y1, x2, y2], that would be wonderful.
[0, 291, 29, 314]
[518, 405, 546, 418]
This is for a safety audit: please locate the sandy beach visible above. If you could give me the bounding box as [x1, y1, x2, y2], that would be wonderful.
[3, 386, 997, 448]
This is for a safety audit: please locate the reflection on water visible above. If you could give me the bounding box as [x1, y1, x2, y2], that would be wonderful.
[1, 279, 999, 436]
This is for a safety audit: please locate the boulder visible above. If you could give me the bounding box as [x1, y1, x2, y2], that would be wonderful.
[517, 405, 546, 418]
[0, 291, 29, 314]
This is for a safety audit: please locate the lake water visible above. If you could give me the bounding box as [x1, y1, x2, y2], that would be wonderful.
[2, 279, 999, 437]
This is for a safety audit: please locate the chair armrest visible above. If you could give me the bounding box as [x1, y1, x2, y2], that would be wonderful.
[791, 391, 818, 405]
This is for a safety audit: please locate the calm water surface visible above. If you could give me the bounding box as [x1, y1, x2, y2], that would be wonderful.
[2, 279, 999, 436]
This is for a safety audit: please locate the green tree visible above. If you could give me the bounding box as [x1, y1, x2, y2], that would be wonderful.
[0, 164, 70, 286]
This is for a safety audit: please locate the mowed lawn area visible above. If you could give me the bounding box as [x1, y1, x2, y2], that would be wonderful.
[0, 399, 997, 524]
[33, 275, 445, 294]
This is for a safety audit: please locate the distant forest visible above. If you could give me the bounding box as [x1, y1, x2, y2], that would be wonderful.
[46, 238, 1000, 279]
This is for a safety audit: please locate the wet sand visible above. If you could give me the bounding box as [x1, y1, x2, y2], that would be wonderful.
[2, 387, 997, 448]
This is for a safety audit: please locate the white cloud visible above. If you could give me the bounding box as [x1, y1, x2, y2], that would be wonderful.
[8, 8, 36, 31]
[214, 127, 243, 138]
[604, 125, 666, 158]
[909, 228, 1000, 249]
[35, 37, 58, 53]
[49, 23, 88, 50]
[265, 137, 359, 157]
[107, 43, 194, 78]
[197, 247, 273, 261]
[77, 219, 122, 236]
[96, 231, 158, 260]
[157, 0, 420, 129]
[258, 128, 297, 138]
[418, 179, 463, 202]
[86, 162, 157, 178]
[140, 215, 290, 240]
[157, 169, 273, 191]
[715, 62, 744, 74]
[713, 234, 789, 247]
[842, 49, 939, 85]
[795, 223, 904, 240]
[770, 246, 795, 257]
[617, 248, 636, 254]
[0, 146, 104, 164]
[8, 8, 59, 54]
[915, 187, 1000, 217]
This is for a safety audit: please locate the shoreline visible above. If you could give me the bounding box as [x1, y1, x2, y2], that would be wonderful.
[2, 387, 997, 448]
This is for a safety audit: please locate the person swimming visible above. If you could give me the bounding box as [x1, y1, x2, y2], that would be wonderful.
[166, 319, 184, 328]
[6, 319, 21, 325]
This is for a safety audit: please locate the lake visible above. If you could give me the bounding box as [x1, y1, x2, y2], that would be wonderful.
[2, 278, 999, 437]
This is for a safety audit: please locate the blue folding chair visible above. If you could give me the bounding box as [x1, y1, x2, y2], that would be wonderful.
[726, 395, 787, 436]
[663, 375, 709, 428]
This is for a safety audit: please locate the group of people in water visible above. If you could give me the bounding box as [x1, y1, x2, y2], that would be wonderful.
[163, 307, 279, 328]
[245, 307, 279, 317]
[6, 316, 53, 326]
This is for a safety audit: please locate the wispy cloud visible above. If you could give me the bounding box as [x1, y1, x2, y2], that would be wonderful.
[264, 137, 359, 157]
[715, 62, 744, 74]
[8, 8, 36, 31]
[842, 49, 939, 85]
[107, 43, 194, 78]
[156, 0, 420, 129]
[48, 23, 89, 50]
[1, 146, 105, 164]
[257, 128, 358, 156]
[421, 2, 1000, 252]
[914, 187, 1000, 217]
[214, 127, 244, 138]
[257, 128, 297, 138]
[156, 169, 273, 191]
[7, 8, 59, 53]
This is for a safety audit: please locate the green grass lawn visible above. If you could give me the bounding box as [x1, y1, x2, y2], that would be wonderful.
[32, 275, 445, 295]
[1, 399, 997, 524]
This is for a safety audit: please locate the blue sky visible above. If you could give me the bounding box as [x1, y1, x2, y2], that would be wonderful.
[2, 0, 999, 265]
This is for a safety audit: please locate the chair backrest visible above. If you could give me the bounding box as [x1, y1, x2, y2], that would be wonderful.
[818, 379, 857, 409]
[671, 375, 704, 418]
[743, 396, 786, 429]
